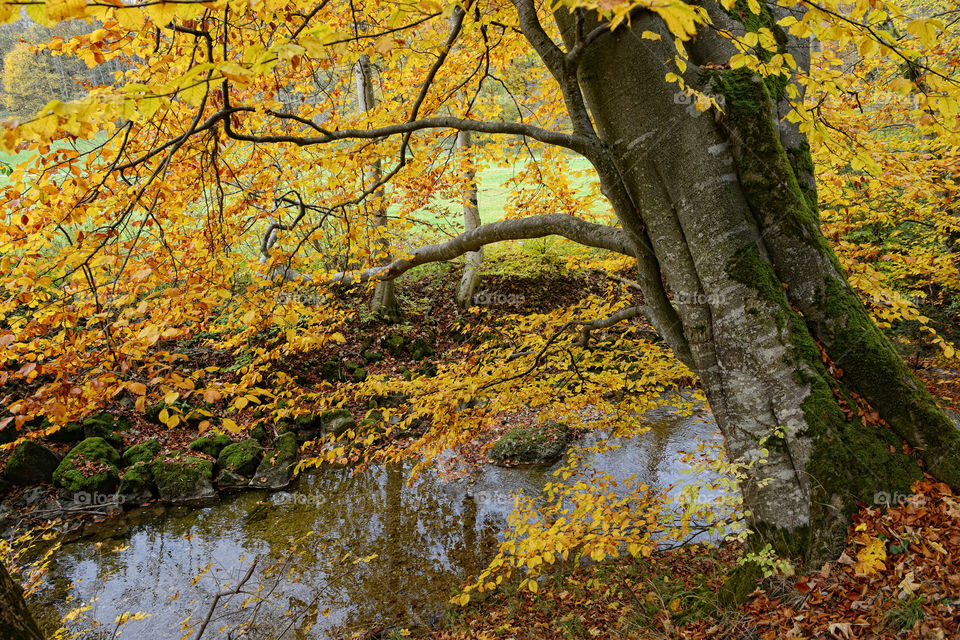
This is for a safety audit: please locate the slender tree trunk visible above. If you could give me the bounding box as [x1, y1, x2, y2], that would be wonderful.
[550, 4, 960, 565]
[355, 54, 400, 320]
[455, 130, 483, 307]
[0, 561, 43, 640]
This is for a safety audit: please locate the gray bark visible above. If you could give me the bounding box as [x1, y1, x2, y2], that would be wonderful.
[454, 131, 483, 307]
[355, 54, 399, 318]
[543, 2, 960, 562]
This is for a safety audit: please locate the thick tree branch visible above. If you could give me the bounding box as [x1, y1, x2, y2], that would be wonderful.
[225, 112, 597, 156]
[323, 214, 635, 285]
[575, 305, 646, 346]
[511, 0, 598, 139]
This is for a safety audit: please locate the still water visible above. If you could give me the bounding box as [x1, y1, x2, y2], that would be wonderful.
[28, 405, 727, 639]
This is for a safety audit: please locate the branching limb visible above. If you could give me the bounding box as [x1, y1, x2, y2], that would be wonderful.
[226, 111, 598, 156]
[575, 305, 646, 347]
[322, 214, 636, 285]
[192, 555, 259, 640]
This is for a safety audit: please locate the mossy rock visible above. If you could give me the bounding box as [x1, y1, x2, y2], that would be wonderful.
[368, 393, 409, 409]
[0, 414, 48, 444]
[46, 421, 84, 444]
[151, 454, 215, 503]
[189, 433, 232, 458]
[249, 425, 268, 442]
[382, 334, 407, 357]
[416, 362, 438, 378]
[53, 437, 122, 496]
[215, 468, 250, 491]
[321, 409, 356, 437]
[82, 412, 130, 450]
[361, 409, 384, 429]
[277, 413, 323, 444]
[362, 350, 384, 363]
[144, 401, 168, 425]
[217, 439, 264, 477]
[489, 422, 569, 466]
[408, 337, 435, 361]
[252, 432, 298, 489]
[121, 438, 161, 467]
[117, 461, 155, 503]
[319, 360, 342, 383]
[3, 441, 60, 485]
[345, 362, 368, 382]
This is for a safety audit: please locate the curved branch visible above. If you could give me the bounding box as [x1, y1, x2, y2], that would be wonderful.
[226, 112, 597, 156]
[323, 214, 635, 285]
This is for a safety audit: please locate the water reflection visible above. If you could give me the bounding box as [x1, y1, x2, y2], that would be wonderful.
[28, 405, 725, 639]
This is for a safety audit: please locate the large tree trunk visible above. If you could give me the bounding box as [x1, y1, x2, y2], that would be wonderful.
[551, 5, 960, 565]
[0, 561, 43, 640]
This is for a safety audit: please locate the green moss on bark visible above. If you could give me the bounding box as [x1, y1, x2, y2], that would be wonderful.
[725, 244, 785, 310]
[818, 277, 960, 487]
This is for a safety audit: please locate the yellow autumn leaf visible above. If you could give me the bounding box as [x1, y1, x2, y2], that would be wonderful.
[854, 536, 886, 575]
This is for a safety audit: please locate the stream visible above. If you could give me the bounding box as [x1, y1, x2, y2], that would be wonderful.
[26, 403, 729, 639]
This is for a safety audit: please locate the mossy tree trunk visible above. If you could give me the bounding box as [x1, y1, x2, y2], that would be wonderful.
[0, 561, 43, 640]
[536, 1, 960, 565]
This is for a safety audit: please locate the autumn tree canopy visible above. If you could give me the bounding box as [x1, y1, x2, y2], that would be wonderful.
[1, 0, 959, 598]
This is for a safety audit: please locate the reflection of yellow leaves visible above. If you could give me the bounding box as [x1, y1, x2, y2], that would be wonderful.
[854, 536, 886, 575]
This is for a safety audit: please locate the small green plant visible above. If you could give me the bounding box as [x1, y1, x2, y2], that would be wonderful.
[883, 594, 925, 631]
[737, 543, 795, 579]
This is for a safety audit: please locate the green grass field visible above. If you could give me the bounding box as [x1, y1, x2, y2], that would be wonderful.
[402, 154, 613, 243]
[0, 133, 109, 186]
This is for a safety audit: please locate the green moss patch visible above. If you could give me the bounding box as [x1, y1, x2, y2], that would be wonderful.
[52, 437, 121, 496]
[151, 454, 215, 502]
[3, 441, 60, 485]
[121, 438, 161, 467]
[189, 433, 232, 458]
[217, 439, 264, 477]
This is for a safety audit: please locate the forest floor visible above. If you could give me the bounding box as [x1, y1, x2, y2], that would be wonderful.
[434, 475, 960, 640]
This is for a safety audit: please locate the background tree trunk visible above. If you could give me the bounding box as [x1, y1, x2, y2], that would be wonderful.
[455, 130, 483, 307]
[355, 54, 400, 320]
[0, 561, 43, 640]
[551, 4, 960, 565]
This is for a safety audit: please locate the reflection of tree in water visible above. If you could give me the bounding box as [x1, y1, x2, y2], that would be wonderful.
[329, 464, 503, 635]
[28, 414, 706, 639]
[139, 462, 507, 637]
